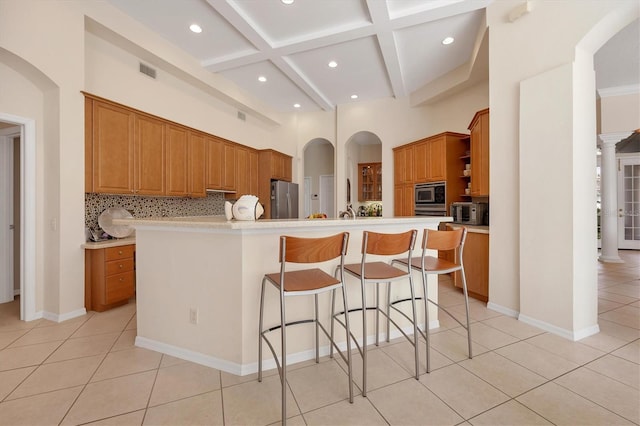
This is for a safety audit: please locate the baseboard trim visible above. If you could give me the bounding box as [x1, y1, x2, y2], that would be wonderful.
[487, 302, 519, 318]
[136, 320, 438, 376]
[42, 308, 87, 323]
[518, 314, 600, 341]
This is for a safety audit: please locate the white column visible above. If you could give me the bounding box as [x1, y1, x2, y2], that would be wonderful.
[598, 132, 630, 263]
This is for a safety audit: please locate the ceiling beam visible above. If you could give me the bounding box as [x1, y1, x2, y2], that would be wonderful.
[366, 0, 405, 98]
[205, 0, 334, 110]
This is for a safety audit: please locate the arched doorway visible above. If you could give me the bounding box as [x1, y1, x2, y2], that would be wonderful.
[1, 47, 58, 321]
[303, 138, 335, 218]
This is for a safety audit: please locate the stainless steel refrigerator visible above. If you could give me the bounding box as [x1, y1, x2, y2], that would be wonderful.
[271, 180, 299, 219]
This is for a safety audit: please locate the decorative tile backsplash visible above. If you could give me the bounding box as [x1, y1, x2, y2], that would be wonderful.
[85, 192, 226, 230]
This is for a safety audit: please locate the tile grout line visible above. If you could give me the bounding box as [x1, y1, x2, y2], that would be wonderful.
[57, 310, 137, 426]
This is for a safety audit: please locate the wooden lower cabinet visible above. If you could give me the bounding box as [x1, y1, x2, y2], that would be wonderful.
[441, 227, 489, 302]
[85, 244, 135, 312]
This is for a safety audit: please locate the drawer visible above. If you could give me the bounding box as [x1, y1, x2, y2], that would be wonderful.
[105, 258, 134, 276]
[105, 271, 135, 304]
[105, 245, 135, 261]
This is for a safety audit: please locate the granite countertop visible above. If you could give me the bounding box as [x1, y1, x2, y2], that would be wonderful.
[82, 236, 136, 249]
[113, 215, 451, 231]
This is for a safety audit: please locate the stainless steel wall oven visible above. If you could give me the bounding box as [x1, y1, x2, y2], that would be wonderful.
[414, 181, 447, 216]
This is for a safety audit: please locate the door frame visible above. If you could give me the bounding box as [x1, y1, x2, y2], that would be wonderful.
[618, 153, 640, 250]
[0, 113, 36, 321]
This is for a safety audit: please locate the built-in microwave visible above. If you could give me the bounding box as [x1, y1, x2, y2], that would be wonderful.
[450, 202, 488, 225]
[414, 182, 446, 216]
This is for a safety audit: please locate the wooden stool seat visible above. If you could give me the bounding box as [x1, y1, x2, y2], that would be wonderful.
[265, 269, 341, 293]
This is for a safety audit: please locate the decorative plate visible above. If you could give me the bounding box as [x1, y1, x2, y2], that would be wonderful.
[98, 207, 134, 238]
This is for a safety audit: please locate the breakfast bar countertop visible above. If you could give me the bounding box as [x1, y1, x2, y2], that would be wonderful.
[113, 214, 450, 231]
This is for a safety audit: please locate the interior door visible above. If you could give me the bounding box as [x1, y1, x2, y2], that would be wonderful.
[0, 135, 14, 303]
[618, 156, 640, 249]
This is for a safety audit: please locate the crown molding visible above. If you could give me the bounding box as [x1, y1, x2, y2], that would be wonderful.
[597, 84, 640, 98]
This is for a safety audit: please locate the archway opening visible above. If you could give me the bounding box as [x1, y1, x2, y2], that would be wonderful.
[345, 131, 382, 217]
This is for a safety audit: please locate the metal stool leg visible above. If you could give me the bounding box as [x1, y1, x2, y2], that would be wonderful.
[408, 275, 419, 379]
[361, 277, 368, 397]
[375, 283, 380, 346]
[280, 289, 287, 425]
[386, 282, 391, 343]
[258, 278, 266, 382]
[341, 280, 354, 403]
[314, 294, 320, 363]
[329, 288, 336, 359]
[460, 268, 473, 359]
[422, 271, 431, 373]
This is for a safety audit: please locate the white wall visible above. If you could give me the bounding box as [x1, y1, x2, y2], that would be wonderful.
[487, 0, 638, 336]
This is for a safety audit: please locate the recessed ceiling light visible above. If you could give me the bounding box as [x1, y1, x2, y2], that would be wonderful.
[189, 24, 202, 34]
[258, 76, 267, 82]
[351, 94, 358, 99]
[281, 0, 294, 4]
[442, 36, 454, 45]
[293, 103, 301, 108]
[328, 60, 338, 68]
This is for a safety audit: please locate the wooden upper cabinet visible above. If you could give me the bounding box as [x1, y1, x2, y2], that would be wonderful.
[235, 145, 250, 197]
[134, 114, 165, 195]
[165, 124, 189, 197]
[164, 126, 205, 198]
[89, 99, 135, 194]
[413, 142, 429, 183]
[267, 150, 292, 182]
[188, 132, 206, 198]
[413, 137, 446, 183]
[428, 137, 446, 181]
[222, 142, 237, 191]
[84, 93, 248, 199]
[230, 145, 259, 198]
[393, 145, 414, 184]
[205, 136, 223, 189]
[249, 149, 259, 196]
[469, 108, 489, 196]
[205, 137, 236, 192]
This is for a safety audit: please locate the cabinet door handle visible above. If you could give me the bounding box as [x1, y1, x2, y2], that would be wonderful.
[118, 250, 123, 255]
[119, 277, 124, 282]
[119, 264, 123, 269]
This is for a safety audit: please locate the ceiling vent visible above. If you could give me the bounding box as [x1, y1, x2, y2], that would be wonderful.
[237, 111, 246, 121]
[139, 63, 157, 79]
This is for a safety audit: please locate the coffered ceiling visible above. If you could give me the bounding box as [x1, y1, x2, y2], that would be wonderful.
[107, 0, 491, 112]
[106, 0, 637, 113]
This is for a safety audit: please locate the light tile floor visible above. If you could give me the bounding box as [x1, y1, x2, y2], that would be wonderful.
[0, 250, 638, 425]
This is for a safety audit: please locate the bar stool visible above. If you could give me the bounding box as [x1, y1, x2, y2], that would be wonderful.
[332, 229, 418, 396]
[392, 227, 472, 373]
[258, 232, 353, 425]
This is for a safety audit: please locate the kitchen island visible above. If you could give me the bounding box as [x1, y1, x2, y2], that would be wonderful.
[114, 215, 449, 375]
